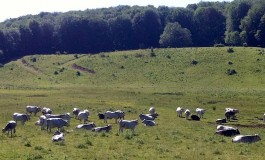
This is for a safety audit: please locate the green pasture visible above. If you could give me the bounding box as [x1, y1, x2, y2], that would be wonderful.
[0, 47, 265, 159]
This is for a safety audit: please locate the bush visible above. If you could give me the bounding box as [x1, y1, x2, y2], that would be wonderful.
[31, 57, 37, 62]
[76, 71, 81, 76]
[54, 71, 59, 75]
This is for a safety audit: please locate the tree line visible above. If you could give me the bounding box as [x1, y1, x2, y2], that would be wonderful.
[0, 0, 265, 64]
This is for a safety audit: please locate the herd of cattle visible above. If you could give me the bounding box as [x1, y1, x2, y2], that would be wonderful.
[1, 105, 262, 143]
[175, 107, 262, 143]
[2, 106, 158, 142]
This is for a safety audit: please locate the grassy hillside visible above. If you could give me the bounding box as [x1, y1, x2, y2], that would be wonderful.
[0, 47, 265, 159]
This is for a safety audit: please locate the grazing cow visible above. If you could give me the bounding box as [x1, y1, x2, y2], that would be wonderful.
[139, 113, 154, 121]
[191, 114, 200, 121]
[26, 105, 41, 115]
[225, 108, 239, 119]
[119, 119, 138, 134]
[216, 128, 240, 137]
[2, 121, 16, 137]
[104, 110, 125, 123]
[184, 109, 191, 119]
[216, 125, 236, 131]
[76, 122, 96, 130]
[196, 108, 205, 118]
[98, 113, 105, 119]
[216, 118, 227, 124]
[13, 113, 30, 125]
[46, 118, 69, 132]
[232, 134, 261, 143]
[52, 130, 64, 142]
[176, 107, 184, 117]
[77, 110, 90, 123]
[73, 108, 81, 119]
[149, 107, 156, 115]
[92, 124, 112, 132]
[35, 115, 47, 130]
[41, 107, 52, 115]
[142, 119, 156, 126]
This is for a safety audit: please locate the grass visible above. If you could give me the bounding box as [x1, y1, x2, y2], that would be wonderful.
[0, 47, 265, 159]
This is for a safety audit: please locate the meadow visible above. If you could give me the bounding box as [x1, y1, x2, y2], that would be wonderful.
[0, 47, 265, 159]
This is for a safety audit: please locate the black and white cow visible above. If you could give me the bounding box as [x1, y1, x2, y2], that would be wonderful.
[41, 107, 52, 115]
[139, 113, 154, 121]
[191, 114, 200, 121]
[216, 128, 240, 137]
[98, 113, 105, 119]
[77, 110, 90, 123]
[2, 121, 17, 137]
[52, 130, 64, 142]
[232, 134, 261, 143]
[73, 108, 81, 119]
[142, 119, 156, 126]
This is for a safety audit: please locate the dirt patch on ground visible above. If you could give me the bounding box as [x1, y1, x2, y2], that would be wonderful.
[72, 63, 96, 74]
[20, 59, 41, 74]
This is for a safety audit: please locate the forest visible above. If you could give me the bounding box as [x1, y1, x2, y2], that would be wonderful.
[0, 0, 265, 64]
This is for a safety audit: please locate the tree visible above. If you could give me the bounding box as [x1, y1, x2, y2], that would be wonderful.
[132, 9, 162, 48]
[192, 7, 226, 46]
[159, 22, 192, 48]
[225, 31, 241, 45]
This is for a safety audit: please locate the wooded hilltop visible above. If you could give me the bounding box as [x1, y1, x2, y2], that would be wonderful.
[0, 0, 264, 64]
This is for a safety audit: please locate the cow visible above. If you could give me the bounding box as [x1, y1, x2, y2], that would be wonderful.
[225, 110, 237, 121]
[225, 108, 239, 120]
[142, 119, 156, 126]
[184, 109, 191, 119]
[45, 113, 71, 122]
[191, 114, 200, 121]
[119, 119, 138, 134]
[104, 110, 125, 123]
[216, 125, 236, 131]
[46, 118, 69, 132]
[92, 124, 112, 132]
[35, 115, 48, 130]
[41, 107, 52, 115]
[196, 108, 205, 118]
[176, 107, 184, 117]
[52, 130, 64, 142]
[2, 121, 17, 137]
[73, 108, 81, 119]
[232, 134, 261, 143]
[77, 110, 90, 123]
[149, 107, 156, 115]
[26, 105, 41, 115]
[139, 113, 154, 121]
[76, 122, 96, 130]
[13, 113, 30, 125]
[98, 113, 105, 119]
[216, 128, 240, 137]
[216, 118, 227, 124]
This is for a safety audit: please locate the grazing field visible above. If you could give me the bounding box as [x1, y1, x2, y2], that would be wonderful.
[0, 47, 265, 159]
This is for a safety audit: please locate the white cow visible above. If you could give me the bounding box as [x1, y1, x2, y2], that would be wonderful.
[46, 118, 69, 132]
[73, 108, 81, 119]
[45, 113, 71, 122]
[184, 109, 191, 119]
[196, 108, 205, 118]
[35, 115, 47, 130]
[13, 113, 30, 125]
[149, 107, 156, 115]
[176, 107, 184, 117]
[77, 110, 90, 123]
[26, 105, 41, 115]
[104, 110, 125, 123]
[232, 134, 261, 143]
[216, 125, 236, 131]
[52, 131, 64, 142]
[119, 119, 138, 134]
[2, 121, 17, 137]
[41, 107, 52, 115]
[139, 113, 154, 121]
[142, 119, 156, 126]
[92, 124, 112, 132]
[76, 122, 96, 130]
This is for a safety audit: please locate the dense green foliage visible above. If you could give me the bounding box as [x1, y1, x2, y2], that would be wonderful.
[0, 0, 265, 64]
[0, 47, 265, 159]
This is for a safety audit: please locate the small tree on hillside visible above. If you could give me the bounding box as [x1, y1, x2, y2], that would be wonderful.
[159, 22, 192, 48]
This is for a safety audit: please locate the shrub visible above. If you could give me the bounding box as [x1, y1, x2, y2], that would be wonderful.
[31, 57, 37, 62]
[54, 71, 59, 75]
[227, 69, 237, 75]
[150, 52, 156, 57]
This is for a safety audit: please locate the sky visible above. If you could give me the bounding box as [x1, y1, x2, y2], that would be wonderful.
[0, 0, 231, 22]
